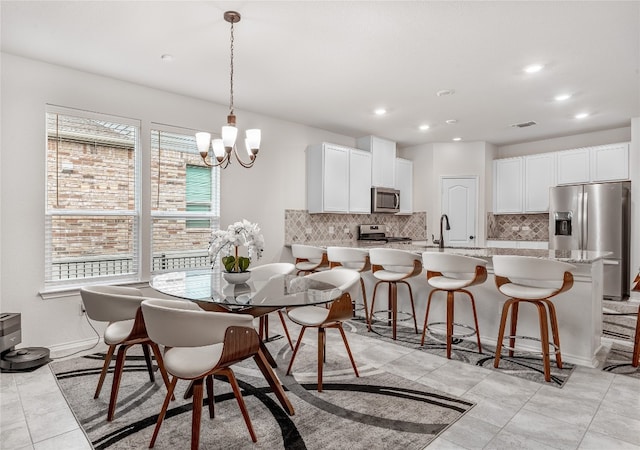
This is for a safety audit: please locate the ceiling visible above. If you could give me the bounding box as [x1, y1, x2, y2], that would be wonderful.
[2, 1, 639, 148]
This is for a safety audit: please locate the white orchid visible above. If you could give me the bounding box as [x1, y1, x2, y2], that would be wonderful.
[208, 220, 264, 272]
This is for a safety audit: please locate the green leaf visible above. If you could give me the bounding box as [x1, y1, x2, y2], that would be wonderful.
[221, 255, 236, 272]
[238, 256, 250, 272]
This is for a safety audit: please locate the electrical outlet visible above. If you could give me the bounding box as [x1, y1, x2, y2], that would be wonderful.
[344, 227, 350, 234]
[521, 226, 530, 231]
[511, 226, 520, 231]
[329, 226, 335, 234]
[305, 227, 312, 234]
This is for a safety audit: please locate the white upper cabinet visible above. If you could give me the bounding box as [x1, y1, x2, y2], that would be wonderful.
[493, 157, 523, 213]
[349, 149, 372, 213]
[394, 157, 413, 215]
[306, 143, 371, 214]
[557, 143, 629, 185]
[524, 153, 555, 212]
[590, 143, 629, 182]
[556, 148, 590, 185]
[356, 135, 396, 188]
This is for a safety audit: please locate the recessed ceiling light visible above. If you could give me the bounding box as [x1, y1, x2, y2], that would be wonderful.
[445, 119, 458, 125]
[524, 64, 544, 73]
[419, 124, 430, 131]
[374, 108, 387, 116]
[452, 137, 462, 141]
[554, 93, 572, 102]
[436, 89, 455, 97]
[574, 112, 589, 119]
[160, 54, 174, 62]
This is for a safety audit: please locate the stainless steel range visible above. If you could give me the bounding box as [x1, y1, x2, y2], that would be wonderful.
[358, 224, 412, 244]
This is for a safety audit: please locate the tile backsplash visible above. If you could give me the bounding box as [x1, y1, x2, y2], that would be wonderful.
[487, 213, 549, 241]
[285, 210, 427, 244]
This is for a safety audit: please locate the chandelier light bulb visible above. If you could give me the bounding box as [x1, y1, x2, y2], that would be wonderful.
[212, 139, 226, 159]
[195, 132, 212, 155]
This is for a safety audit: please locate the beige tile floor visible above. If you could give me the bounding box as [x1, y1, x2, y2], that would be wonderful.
[1, 317, 639, 450]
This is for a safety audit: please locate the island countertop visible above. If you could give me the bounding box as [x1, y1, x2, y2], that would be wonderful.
[285, 241, 611, 264]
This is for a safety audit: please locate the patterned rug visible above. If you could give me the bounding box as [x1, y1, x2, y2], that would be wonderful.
[348, 318, 574, 388]
[602, 299, 639, 379]
[50, 340, 474, 449]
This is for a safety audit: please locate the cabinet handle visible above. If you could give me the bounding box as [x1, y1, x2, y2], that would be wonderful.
[469, 235, 475, 239]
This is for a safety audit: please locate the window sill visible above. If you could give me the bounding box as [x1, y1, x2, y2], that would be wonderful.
[39, 280, 150, 300]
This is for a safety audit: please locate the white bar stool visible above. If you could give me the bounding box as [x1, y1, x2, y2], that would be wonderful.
[291, 244, 329, 275]
[492, 255, 575, 382]
[327, 246, 371, 330]
[421, 252, 487, 358]
[368, 248, 422, 340]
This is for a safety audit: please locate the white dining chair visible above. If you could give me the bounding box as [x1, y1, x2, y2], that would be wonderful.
[141, 298, 261, 449]
[291, 244, 329, 275]
[80, 285, 172, 421]
[285, 269, 361, 391]
[249, 262, 296, 349]
[327, 246, 371, 329]
[492, 255, 575, 382]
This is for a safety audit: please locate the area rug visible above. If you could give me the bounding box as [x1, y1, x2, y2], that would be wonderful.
[602, 342, 640, 379]
[50, 341, 474, 449]
[348, 318, 574, 388]
[603, 299, 638, 342]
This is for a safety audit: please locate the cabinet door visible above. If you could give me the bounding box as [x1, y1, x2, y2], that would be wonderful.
[394, 158, 413, 214]
[349, 149, 372, 213]
[556, 148, 590, 185]
[494, 158, 523, 213]
[590, 143, 629, 182]
[358, 136, 396, 188]
[524, 153, 555, 212]
[323, 145, 350, 212]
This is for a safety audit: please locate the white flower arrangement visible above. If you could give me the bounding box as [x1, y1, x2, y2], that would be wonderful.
[208, 219, 264, 272]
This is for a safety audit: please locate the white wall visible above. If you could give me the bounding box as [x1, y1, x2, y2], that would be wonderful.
[0, 53, 355, 349]
[631, 117, 640, 301]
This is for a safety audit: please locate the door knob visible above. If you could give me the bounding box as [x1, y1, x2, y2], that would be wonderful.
[469, 235, 475, 239]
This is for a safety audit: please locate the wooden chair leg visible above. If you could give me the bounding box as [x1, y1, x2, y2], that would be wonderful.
[369, 281, 383, 325]
[535, 302, 552, 382]
[205, 374, 215, 419]
[463, 289, 483, 354]
[149, 343, 175, 400]
[494, 299, 514, 368]
[400, 281, 419, 334]
[317, 328, 325, 392]
[142, 343, 156, 382]
[360, 277, 371, 331]
[149, 376, 178, 448]
[508, 301, 520, 357]
[633, 307, 640, 367]
[107, 343, 131, 421]
[286, 326, 307, 375]
[542, 299, 562, 368]
[446, 290, 455, 359]
[222, 368, 257, 442]
[390, 282, 397, 339]
[190, 379, 204, 450]
[337, 324, 359, 377]
[94, 344, 115, 399]
[277, 311, 294, 350]
[421, 289, 437, 346]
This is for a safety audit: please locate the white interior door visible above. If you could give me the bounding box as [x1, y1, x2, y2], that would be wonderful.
[441, 177, 477, 247]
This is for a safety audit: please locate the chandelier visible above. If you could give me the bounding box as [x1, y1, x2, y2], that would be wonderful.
[196, 11, 261, 169]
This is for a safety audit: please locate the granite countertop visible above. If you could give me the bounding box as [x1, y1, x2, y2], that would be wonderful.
[286, 241, 611, 263]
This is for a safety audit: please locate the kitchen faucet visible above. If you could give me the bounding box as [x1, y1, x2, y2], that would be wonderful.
[438, 214, 451, 249]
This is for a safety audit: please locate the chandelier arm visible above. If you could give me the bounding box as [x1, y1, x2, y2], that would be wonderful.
[232, 146, 257, 168]
[200, 153, 231, 169]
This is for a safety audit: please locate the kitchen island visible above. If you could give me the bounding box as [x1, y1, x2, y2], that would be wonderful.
[284, 242, 609, 367]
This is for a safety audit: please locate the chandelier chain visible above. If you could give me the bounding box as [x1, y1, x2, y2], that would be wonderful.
[229, 20, 235, 115]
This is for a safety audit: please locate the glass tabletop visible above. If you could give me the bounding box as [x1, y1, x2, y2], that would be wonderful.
[150, 269, 343, 310]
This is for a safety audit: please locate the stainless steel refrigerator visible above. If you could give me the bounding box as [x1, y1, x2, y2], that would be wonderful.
[549, 181, 631, 300]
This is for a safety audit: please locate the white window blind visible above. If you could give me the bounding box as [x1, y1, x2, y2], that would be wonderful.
[150, 124, 220, 272]
[45, 106, 140, 286]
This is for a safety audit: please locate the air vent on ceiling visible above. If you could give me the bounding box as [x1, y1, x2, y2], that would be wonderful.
[511, 121, 537, 128]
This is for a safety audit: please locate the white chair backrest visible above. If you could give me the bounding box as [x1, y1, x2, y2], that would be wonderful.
[369, 248, 420, 269]
[141, 298, 253, 348]
[250, 263, 295, 281]
[292, 244, 326, 262]
[327, 247, 368, 270]
[422, 252, 486, 274]
[492, 255, 575, 282]
[303, 268, 361, 294]
[80, 285, 144, 323]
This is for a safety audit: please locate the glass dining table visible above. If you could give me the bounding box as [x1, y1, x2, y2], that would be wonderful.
[149, 268, 344, 416]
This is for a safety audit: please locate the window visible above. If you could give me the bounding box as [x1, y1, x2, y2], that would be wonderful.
[150, 126, 220, 272]
[45, 106, 140, 285]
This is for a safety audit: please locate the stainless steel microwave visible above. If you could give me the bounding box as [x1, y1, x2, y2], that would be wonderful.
[371, 187, 400, 213]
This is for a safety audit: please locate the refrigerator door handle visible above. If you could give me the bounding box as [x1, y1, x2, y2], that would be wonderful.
[583, 191, 588, 250]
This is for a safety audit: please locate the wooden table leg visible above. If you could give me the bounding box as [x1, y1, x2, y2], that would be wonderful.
[253, 348, 295, 416]
[260, 341, 278, 368]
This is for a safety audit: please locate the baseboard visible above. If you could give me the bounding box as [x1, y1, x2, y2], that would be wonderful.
[47, 336, 104, 359]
